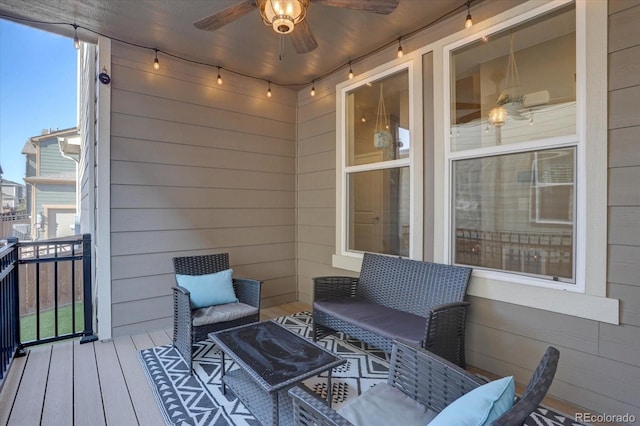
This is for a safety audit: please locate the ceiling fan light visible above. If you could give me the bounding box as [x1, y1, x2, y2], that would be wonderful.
[488, 106, 508, 127]
[260, 0, 308, 34]
[272, 16, 295, 34]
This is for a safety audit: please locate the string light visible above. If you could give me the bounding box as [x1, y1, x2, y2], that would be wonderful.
[72, 24, 80, 49]
[217, 67, 223, 85]
[0, 2, 471, 93]
[397, 38, 403, 58]
[267, 81, 272, 98]
[310, 81, 316, 97]
[465, 0, 473, 29]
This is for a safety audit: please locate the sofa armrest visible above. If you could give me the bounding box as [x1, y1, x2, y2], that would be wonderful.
[422, 301, 470, 368]
[289, 386, 353, 426]
[172, 285, 194, 370]
[232, 278, 262, 309]
[313, 276, 359, 302]
[390, 339, 483, 413]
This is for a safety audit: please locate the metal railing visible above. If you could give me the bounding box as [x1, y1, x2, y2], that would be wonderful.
[0, 238, 19, 385]
[0, 234, 97, 387]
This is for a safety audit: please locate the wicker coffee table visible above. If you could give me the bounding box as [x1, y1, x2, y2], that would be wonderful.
[209, 320, 345, 426]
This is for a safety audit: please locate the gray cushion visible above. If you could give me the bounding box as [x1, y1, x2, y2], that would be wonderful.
[337, 382, 437, 426]
[314, 300, 426, 347]
[192, 302, 259, 327]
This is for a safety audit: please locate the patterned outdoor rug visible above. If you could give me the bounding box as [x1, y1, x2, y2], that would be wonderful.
[139, 312, 586, 426]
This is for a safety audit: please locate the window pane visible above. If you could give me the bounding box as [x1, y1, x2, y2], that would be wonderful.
[450, 4, 576, 151]
[346, 70, 410, 166]
[347, 167, 410, 256]
[453, 148, 575, 281]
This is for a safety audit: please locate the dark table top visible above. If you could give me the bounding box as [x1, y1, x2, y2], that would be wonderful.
[210, 320, 344, 392]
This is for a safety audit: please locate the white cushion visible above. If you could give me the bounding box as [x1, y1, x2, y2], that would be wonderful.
[337, 383, 437, 426]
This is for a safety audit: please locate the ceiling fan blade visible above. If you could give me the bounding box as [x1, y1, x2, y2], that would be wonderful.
[194, 0, 258, 31]
[291, 20, 318, 53]
[311, 0, 399, 14]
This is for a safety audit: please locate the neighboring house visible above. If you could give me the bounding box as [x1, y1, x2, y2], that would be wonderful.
[22, 127, 80, 240]
[1, 179, 26, 214]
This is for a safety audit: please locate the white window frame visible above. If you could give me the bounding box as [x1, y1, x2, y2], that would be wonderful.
[333, 59, 424, 271]
[436, 0, 618, 324]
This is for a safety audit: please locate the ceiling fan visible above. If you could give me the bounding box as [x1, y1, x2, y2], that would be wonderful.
[193, 0, 399, 54]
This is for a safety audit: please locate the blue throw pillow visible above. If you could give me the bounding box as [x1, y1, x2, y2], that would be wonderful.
[176, 269, 238, 309]
[429, 376, 515, 426]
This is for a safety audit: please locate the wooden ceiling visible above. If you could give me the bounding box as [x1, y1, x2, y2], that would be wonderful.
[0, 0, 470, 88]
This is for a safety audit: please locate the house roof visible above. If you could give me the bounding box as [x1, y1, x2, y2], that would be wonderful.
[21, 141, 36, 155]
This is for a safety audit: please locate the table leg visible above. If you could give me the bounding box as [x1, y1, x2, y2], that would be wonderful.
[274, 391, 279, 426]
[326, 370, 333, 407]
[221, 351, 227, 395]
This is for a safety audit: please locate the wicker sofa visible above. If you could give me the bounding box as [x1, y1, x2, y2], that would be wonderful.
[289, 340, 560, 426]
[313, 253, 472, 367]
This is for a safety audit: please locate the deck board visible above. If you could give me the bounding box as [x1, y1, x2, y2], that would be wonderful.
[74, 339, 106, 426]
[148, 328, 171, 347]
[94, 340, 138, 425]
[7, 345, 51, 425]
[41, 341, 73, 425]
[0, 351, 27, 425]
[113, 336, 165, 426]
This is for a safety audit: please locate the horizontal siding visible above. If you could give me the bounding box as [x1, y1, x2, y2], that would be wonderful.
[39, 139, 76, 176]
[292, 0, 640, 420]
[35, 184, 75, 212]
[109, 42, 297, 336]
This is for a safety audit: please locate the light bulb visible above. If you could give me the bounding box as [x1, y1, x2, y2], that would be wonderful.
[348, 62, 354, 79]
[217, 67, 222, 85]
[310, 84, 315, 97]
[153, 49, 159, 70]
[397, 39, 403, 58]
[464, 1, 473, 29]
[361, 116, 366, 123]
[267, 82, 272, 98]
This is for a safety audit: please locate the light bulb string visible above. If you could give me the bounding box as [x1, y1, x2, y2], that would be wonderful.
[0, 2, 468, 89]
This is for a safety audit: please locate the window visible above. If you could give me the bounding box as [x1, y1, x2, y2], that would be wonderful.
[448, 3, 579, 287]
[334, 62, 422, 269]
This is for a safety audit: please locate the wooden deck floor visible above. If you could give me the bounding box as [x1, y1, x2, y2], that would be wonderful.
[0, 300, 603, 425]
[0, 302, 308, 426]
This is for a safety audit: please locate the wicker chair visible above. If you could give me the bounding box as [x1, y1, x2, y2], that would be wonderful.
[172, 253, 262, 371]
[289, 340, 560, 426]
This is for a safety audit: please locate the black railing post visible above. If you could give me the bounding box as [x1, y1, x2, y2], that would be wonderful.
[6, 237, 25, 358]
[80, 233, 97, 343]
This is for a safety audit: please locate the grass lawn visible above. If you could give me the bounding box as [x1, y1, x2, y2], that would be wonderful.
[20, 303, 84, 342]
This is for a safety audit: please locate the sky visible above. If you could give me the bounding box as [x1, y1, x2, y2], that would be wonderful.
[0, 19, 78, 184]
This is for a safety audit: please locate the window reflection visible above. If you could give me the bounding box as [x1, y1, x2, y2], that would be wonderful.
[348, 167, 410, 257]
[451, 4, 576, 150]
[346, 71, 410, 165]
[453, 148, 575, 281]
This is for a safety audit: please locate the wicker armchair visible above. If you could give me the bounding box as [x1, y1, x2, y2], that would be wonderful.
[172, 253, 262, 371]
[289, 340, 560, 426]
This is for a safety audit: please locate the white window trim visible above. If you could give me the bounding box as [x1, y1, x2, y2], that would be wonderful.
[333, 59, 424, 271]
[436, 0, 618, 324]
